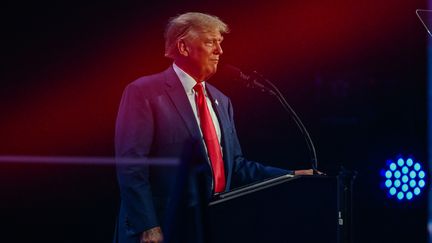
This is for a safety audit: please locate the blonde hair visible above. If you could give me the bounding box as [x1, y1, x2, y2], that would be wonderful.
[164, 12, 229, 59]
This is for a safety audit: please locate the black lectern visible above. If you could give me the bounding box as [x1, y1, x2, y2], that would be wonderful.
[205, 173, 355, 243]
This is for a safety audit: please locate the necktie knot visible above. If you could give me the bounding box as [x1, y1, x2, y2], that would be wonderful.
[193, 82, 205, 94]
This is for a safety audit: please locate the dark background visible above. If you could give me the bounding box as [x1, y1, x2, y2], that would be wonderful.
[0, 0, 428, 242]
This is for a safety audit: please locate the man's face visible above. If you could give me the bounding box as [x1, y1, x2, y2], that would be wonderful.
[182, 29, 224, 81]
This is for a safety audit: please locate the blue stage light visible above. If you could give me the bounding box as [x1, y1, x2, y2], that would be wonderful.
[382, 157, 426, 201]
[394, 179, 401, 188]
[419, 171, 426, 179]
[385, 179, 392, 188]
[406, 192, 413, 200]
[385, 170, 392, 178]
[419, 179, 426, 188]
[394, 171, 401, 178]
[406, 158, 414, 166]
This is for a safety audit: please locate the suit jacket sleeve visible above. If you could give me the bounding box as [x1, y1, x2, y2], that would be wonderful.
[226, 99, 293, 187]
[115, 83, 158, 235]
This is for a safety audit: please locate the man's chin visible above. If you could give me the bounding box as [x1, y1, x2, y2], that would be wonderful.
[203, 66, 218, 80]
[207, 64, 218, 75]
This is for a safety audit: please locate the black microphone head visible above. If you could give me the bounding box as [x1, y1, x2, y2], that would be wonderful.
[215, 64, 273, 93]
[220, 64, 243, 80]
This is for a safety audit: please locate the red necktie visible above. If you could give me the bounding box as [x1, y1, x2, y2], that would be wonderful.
[193, 83, 226, 193]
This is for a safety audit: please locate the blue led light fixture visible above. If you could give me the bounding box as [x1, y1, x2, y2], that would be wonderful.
[383, 157, 427, 201]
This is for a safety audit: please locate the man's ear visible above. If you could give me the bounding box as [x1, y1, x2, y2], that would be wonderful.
[177, 39, 189, 57]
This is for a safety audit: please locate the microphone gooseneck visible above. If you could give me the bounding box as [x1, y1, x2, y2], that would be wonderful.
[222, 64, 319, 173]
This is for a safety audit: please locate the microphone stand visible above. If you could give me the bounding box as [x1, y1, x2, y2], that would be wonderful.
[246, 71, 319, 173]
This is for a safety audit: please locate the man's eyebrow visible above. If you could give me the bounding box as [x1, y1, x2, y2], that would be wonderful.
[212, 36, 224, 41]
[205, 36, 224, 42]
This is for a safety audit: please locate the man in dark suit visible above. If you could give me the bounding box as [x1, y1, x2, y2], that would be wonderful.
[114, 12, 313, 243]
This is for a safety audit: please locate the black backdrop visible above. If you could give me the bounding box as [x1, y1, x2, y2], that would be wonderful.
[0, 0, 428, 242]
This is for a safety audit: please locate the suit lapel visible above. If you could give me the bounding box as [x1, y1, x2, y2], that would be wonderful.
[163, 67, 201, 140]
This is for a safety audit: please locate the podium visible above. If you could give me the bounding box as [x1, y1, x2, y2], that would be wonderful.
[205, 173, 355, 243]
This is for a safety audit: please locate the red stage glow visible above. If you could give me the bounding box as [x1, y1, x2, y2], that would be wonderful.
[0, 0, 422, 156]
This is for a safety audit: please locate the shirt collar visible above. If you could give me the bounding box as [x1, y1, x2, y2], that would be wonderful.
[173, 63, 206, 95]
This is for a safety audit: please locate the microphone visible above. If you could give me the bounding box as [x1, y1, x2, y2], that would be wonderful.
[221, 64, 273, 93]
[220, 64, 319, 172]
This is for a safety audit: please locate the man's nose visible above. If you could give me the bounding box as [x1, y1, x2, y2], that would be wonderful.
[214, 42, 223, 55]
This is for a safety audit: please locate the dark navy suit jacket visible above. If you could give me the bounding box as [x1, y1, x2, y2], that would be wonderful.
[114, 66, 289, 242]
